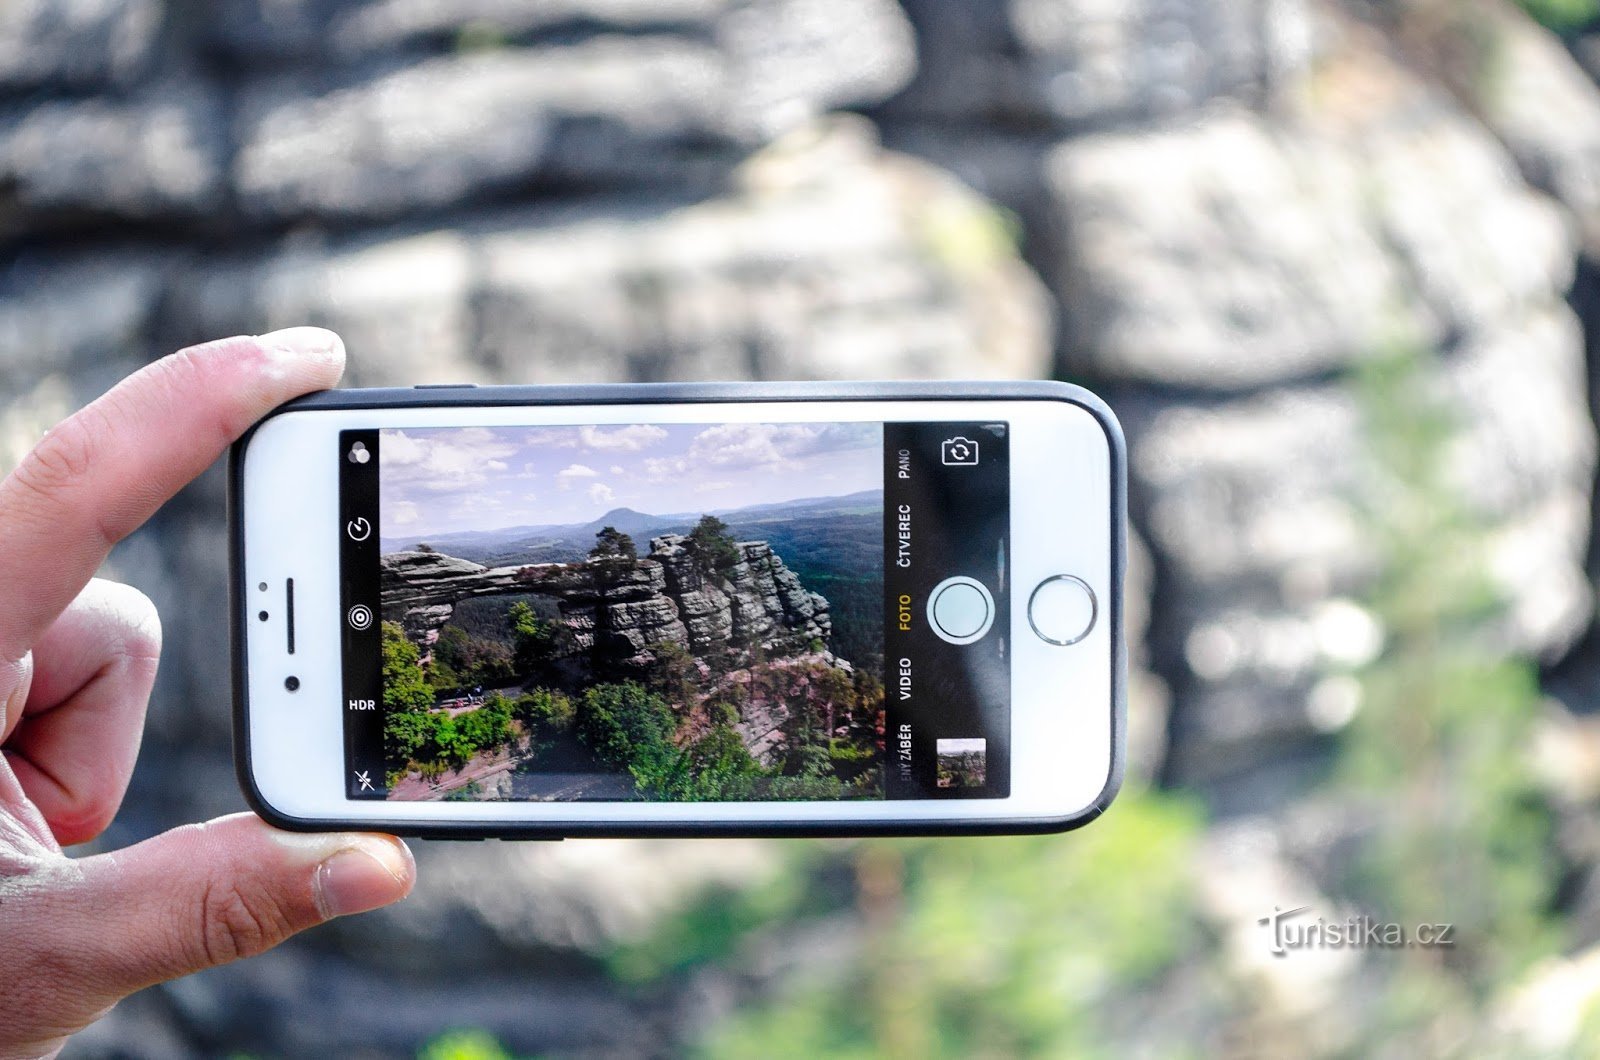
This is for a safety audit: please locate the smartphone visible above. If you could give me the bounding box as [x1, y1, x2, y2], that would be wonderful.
[229, 381, 1125, 838]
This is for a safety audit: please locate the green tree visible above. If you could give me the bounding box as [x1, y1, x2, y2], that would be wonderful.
[508, 601, 558, 674]
[431, 716, 471, 767]
[577, 681, 676, 773]
[418, 1028, 512, 1060]
[811, 662, 855, 751]
[427, 657, 462, 692]
[685, 514, 739, 576]
[382, 621, 434, 714]
[432, 621, 515, 687]
[632, 723, 762, 801]
[473, 638, 516, 685]
[589, 525, 638, 570]
[384, 710, 441, 780]
[645, 639, 700, 707]
[1516, 0, 1598, 31]
[513, 687, 574, 735]
[456, 695, 513, 753]
[790, 743, 833, 779]
[430, 624, 471, 688]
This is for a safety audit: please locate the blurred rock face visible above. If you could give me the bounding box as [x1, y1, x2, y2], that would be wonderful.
[3, 0, 1600, 1055]
[886, 1, 1597, 795]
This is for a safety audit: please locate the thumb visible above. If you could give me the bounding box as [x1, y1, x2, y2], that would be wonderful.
[62, 813, 413, 997]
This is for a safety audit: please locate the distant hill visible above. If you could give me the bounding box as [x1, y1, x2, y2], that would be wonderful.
[576, 507, 670, 539]
[712, 489, 882, 521]
[384, 490, 886, 669]
[379, 521, 562, 556]
[381, 490, 884, 563]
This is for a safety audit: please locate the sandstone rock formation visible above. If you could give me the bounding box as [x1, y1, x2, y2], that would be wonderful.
[649, 535, 832, 657]
[380, 535, 833, 670]
[876, 0, 1597, 800]
[0, 2, 1059, 1043]
[0, 2, 1035, 1054]
[12, 0, 1600, 1053]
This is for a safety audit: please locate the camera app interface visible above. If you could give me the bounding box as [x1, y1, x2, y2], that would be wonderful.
[339, 419, 1010, 803]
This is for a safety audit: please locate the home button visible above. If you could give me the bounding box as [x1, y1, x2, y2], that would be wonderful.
[1028, 575, 1097, 646]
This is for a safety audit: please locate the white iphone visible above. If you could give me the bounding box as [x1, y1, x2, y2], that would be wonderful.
[230, 381, 1125, 837]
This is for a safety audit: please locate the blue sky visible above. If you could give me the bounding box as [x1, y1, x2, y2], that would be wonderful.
[380, 422, 883, 539]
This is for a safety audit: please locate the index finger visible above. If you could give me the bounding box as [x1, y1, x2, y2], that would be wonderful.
[0, 328, 345, 663]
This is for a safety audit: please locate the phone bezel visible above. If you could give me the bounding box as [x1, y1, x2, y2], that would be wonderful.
[230, 381, 1126, 837]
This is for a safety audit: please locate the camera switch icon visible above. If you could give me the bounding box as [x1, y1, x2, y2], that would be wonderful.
[941, 436, 980, 466]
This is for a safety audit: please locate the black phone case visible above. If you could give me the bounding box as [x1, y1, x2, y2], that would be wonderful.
[229, 380, 1127, 839]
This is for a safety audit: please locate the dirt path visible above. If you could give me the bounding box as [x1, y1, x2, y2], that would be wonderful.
[387, 744, 520, 801]
[387, 733, 639, 802]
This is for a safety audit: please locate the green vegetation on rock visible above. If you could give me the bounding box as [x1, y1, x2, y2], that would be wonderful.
[1320, 347, 1563, 1047]
[1516, 0, 1598, 32]
[641, 791, 1208, 1057]
[588, 525, 639, 577]
[382, 620, 435, 714]
[686, 514, 740, 576]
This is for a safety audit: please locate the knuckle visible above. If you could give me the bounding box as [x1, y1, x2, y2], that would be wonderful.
[148, 340, 261, 445]
[146, 344, 217, 402]
[9, 415, 100, 505]
[196, 876, 295, 967]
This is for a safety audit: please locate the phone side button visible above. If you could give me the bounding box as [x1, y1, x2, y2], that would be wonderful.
[1027, 575, 1097, 646]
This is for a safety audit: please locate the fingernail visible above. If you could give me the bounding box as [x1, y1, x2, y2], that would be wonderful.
[256, 326, 345, 365]
[312, 839, 414, 920]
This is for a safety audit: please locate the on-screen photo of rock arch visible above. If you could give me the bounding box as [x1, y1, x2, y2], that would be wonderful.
[376, 422, 887, 802]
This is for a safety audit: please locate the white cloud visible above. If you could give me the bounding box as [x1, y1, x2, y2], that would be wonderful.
[588, 482, 615, 505]
[381, 430, 428, 467]
[642, 423, 879, 483]
[557, 463, 599, 488]
[609, 465, 625, 476]
[694, 480, 735, 494]
[390, 500, 420, 526]
[579, 424, 669, 452]
[688, 423, 799, 470]
[644, 455, 688, 480]
[380, 428, 517, 493]
[684, 423, 853, 472]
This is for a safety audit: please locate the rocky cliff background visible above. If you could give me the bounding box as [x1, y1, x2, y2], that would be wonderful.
[9, 0, 1600, 1055]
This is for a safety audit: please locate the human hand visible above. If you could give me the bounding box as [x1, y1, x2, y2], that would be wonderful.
[0, 329, 415, 1059]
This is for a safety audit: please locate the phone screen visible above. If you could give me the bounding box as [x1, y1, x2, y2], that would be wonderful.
[338, 418, 1010, 803]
